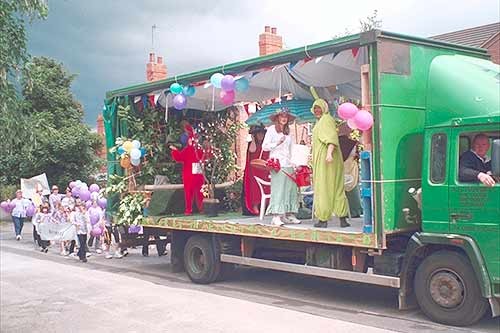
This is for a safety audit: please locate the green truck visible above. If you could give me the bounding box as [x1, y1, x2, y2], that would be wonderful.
[104, 30, 500, 326]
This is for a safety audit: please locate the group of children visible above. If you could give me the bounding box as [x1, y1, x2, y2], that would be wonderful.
[30, 185, 124, 263]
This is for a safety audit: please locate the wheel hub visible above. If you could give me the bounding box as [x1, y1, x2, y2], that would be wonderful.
[429, 271, 465, 308]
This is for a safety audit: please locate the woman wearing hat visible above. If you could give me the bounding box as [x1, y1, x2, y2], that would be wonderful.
[242, 124, 269, 215]
[262, 108, 301, 226]
[311, 97, 349, 228]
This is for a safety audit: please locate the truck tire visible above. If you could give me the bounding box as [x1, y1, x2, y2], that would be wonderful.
[414, 251, 488, 326]
[183, 235, 221, 284]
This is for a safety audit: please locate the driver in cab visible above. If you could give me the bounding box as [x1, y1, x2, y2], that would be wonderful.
[459, 134, 496, 187]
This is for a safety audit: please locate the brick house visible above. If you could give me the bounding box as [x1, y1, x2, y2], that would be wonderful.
[430, 22, 500, 64]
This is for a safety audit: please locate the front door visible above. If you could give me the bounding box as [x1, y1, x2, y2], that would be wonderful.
[449, 126, 500, 285]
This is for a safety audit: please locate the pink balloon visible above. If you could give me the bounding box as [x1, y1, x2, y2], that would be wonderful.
[69, 181, 76, 189]
[89, 184, 100, 193]
[90, 226, 103, 237]
[353, 110, 374, 131]
[221, 75, 235, 91]
[220, 90, 235, 105]
[0, 201, 8, 210]
[338, 102, 359, 120]
[347, 118, 358, 130]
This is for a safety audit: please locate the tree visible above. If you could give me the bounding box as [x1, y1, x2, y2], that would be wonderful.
[0, 57, 102, 187]
[332, 9, 382, 38]
[0, 0, 48, 112]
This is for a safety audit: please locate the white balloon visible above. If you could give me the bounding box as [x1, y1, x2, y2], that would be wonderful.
[130, 148, 141, 160]
[131, 158, 141, 166]
[132, 140, 141, 149]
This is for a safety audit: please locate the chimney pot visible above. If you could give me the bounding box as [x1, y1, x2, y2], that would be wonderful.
[157, 56, 163, 64]
[149, 52, 155, 62]
[265, 26, 271, 33]
[271, 27, 277, 34]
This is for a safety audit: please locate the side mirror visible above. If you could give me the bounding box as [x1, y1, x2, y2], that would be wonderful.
[492, 139, 500, 176]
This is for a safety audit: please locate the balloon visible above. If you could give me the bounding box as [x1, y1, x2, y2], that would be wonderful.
[353, 109, 374, 131]
[89, 184, 100, 193]
[220, 90, 235, 105]
[91, 226, 103, 237]
[210, 73, 224, 88]
[72, 186, 80, 198]
[120, 156, 131, 169]
[139, 147, 147, 157]
[117, 146, 125, 155]
[132, 140, 141, 149]
[338, 102, 359, 120]
[173, 94, 187, 110]
[123, 141, 133, 152]
[90, 192, 99, 201]
[79, 189, 91, 202]
[75, 180, 82, 188]
[85, 200, 92, 209]
[347, 118, 358, 130]
[170, 83, 183, 95]
[69, 181, 76, 189]
[183, 85, 196, 97]
[98, 197, 107, 209]
[128, 225, 141, 233]
[131, 158, 141, 166]
[235, 78, 249, 92]
[0, 201, 9, 213]
[130, 148, 141, 160]
[221, 75, 235, 91]
[26, 204, 36, 217]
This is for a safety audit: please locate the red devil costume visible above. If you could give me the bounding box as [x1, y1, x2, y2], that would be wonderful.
[170, 126, 204, 215]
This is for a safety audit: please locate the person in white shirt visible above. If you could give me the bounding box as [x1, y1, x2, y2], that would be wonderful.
[10, 190, 31, 240]
[49, 185, 62, 212]
[262, 108, 301, 226]
[61, 187, 76, 211]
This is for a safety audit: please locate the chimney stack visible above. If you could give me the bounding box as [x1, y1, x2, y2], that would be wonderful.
[146, 52, 168, 82]
[259, 26, 283, 56]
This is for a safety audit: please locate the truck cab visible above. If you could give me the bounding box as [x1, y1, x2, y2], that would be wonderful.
[415, 54, 500, 325]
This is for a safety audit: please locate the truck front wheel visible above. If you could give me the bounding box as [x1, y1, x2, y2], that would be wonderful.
[183, 235, 221, 284]
[414, 251, 488, 326]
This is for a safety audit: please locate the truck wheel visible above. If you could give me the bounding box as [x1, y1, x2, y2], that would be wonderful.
[414, 251, 488, 326]
[183, 235, 220, 284]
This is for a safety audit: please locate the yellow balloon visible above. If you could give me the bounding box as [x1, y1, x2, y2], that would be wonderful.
[123, 141, 133, 152]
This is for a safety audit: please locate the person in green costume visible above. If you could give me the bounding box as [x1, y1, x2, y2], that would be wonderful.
[311, 97, 350, 228]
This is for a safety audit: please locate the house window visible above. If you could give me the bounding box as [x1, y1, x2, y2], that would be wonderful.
[430, 133, 447, 184]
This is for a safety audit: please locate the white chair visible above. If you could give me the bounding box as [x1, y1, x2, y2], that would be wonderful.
[254, 176, 271, 220]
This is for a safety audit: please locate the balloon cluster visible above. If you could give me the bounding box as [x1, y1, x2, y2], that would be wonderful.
[69, 180, 107, 209]
[170, 82, 196, 110]
[209, 73, 249, 106]
[266, 158, 281, 172]
[337, 103, 374, 131]
[116, 138, 146, 168]
[1, 200, 36, 216]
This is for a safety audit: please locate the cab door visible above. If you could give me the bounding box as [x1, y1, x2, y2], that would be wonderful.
[449, 126, 500, 283]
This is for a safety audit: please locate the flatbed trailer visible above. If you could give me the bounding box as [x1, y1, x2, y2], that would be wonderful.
[105, 30, 500, 326]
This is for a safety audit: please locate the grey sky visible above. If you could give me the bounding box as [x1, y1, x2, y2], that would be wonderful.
[27, 0, 500, 126]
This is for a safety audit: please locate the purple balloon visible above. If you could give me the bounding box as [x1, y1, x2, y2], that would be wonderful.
[26, 204, 36, 217]
[90, 226, 103, 237]
[128, 225, 141, 233]
[98, 197, 107, 209]
[0, 201, 11, 213]
[89, 184, 100, 193]
[69, 181, 76, 189]
[72, 186, 80, 198]
[8, 202, 16, 210]
[79, 189, 91, 201]
[85, 200, 92, 209]
[221, 75, 235, 91]
[173, 94, 187, 110]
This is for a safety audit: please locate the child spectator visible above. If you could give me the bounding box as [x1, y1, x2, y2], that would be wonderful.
[32, 204, 50, 252]
[70, 202, 91, 263]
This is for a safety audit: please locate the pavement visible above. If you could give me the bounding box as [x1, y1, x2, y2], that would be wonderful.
[1, 221, 499, 333]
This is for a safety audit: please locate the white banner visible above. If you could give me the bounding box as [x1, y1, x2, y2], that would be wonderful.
[21, 173, 50, 199]
[37, 223, 77, 241]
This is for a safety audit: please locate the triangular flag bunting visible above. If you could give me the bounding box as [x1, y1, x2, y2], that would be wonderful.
[351, 47, 359, 58]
